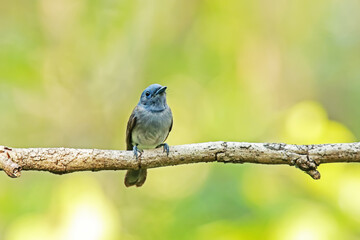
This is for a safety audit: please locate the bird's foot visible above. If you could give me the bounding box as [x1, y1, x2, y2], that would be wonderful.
[133, 145, 143, 159]
[157, 143, 170, 156]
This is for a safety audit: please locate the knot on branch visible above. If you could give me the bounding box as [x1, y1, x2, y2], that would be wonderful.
[0, 146, 21, 178]
[293, 155, 320, 180]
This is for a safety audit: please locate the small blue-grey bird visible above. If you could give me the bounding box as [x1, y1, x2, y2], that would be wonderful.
[124, 84, 173, 187]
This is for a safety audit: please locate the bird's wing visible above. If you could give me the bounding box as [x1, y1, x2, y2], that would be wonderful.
[126, 107, 138, 150]
[163, 112, 173, 142]
[169, 117, 173, 133]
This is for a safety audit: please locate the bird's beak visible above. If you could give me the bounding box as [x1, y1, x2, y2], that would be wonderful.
[155, 86, 167, 95]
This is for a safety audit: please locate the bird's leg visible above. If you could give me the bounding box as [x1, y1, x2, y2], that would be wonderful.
[133, 145, 143, 159]
[156, 143, 170, 156]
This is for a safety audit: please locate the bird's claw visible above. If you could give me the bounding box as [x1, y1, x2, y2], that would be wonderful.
[133, 145, 143, 159]
[157, 143, 170, 156]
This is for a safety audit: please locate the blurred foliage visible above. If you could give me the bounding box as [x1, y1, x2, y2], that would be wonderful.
[1, 0, 360, 239]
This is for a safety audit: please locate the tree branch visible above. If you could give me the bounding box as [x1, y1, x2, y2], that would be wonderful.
[1, 142, 360, 179]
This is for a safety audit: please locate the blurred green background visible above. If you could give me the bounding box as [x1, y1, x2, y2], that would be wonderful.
[1, 0, 360, 239]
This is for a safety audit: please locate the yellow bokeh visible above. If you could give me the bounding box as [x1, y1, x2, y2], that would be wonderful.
[338, 176, 360, 223]
[270, 203, 341, 240]
[284, 101, 355, 144]
[54, 175, 120, 240]
[285, 101, 328, 144]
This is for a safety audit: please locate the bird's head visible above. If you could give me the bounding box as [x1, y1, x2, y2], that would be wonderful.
[139, 84, 168, 111]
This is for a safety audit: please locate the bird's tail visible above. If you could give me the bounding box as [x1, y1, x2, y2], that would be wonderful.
[124, 169, 147, 187]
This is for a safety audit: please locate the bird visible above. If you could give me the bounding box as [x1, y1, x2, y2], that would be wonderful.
[124, 84, 173, 187]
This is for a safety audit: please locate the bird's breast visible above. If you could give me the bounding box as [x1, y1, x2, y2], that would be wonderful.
[131, 108, 172, 149]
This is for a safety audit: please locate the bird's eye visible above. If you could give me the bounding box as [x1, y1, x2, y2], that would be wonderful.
[145, 91, 150, 97]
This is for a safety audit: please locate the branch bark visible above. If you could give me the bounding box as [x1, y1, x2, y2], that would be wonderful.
[1, 142, 360, 179]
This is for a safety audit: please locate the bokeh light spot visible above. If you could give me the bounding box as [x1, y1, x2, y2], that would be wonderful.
[285, 101, 327, 144]
[338, 176, 360, 222]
